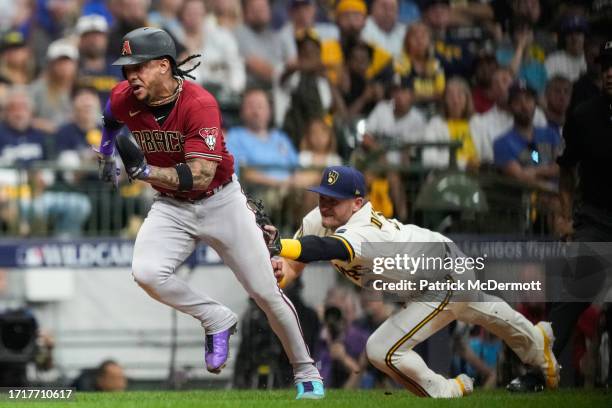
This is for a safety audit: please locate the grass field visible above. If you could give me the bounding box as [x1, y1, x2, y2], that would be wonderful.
[0, 389, 610, 408]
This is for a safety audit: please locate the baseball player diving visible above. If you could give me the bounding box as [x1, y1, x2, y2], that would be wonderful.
[266, 165, 559, 398]
[96, 27, 323, 399]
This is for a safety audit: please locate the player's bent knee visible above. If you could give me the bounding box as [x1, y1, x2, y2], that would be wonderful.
[131, 260, 162, 289]
[366, 334, 388, 369]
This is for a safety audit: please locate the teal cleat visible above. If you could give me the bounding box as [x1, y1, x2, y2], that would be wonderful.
[295, 380, 325, 400]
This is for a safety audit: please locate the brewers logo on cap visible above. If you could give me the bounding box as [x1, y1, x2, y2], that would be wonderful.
[327, 170, 339, 185]
[121, 40, 132, 56]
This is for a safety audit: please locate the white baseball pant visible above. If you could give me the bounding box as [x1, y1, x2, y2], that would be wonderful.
[131, 176, 320, 382]
[366, 292, 546, 397]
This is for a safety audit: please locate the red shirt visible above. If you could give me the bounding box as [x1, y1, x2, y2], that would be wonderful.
[109, 80, 234, 200]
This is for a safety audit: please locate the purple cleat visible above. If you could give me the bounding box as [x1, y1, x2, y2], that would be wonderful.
[205, 324, 236, 374]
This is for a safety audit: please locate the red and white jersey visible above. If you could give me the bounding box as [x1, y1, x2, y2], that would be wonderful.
[109, 80, 234, 200]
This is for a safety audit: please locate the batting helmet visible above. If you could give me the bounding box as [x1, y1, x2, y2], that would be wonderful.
[112, 27, 176, 66]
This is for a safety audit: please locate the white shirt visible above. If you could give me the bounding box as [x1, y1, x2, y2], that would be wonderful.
[187, 22, 246, 93]
[470, 105, 547, 163]
[298, 151, 342, 168]
[365, 101, 427, 164]
[544, 51, 586, 82]
[298, 202, 450, 287]
[361, 17, 406, 59]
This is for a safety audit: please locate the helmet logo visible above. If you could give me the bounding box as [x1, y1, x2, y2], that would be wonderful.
[327, 170, 339, 185]
[121, 40, 132, 56]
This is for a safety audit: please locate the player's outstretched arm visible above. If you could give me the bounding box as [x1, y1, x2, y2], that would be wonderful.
[275, 236, 352, 263]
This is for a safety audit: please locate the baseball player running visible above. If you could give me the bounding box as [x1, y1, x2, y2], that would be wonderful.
[96, 27, 323, 399]
[267, 165, 559, 398]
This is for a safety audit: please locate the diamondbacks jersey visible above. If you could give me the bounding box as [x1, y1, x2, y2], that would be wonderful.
[296, 202, 451, 287]
[109, 80, 234, 200]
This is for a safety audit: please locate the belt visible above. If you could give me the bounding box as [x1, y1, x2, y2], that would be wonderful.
[161, 179, 232, 202]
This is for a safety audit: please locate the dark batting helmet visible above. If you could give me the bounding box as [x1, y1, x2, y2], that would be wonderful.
[112, 27, 176, 66]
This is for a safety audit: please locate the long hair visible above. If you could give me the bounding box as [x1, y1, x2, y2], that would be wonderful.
[171, 54, 202, 80]
[441, 76, 474, 120]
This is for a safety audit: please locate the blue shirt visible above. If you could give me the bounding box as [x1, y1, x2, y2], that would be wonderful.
[494, 126, 560, 168]
[0, 123, 47, 166]
[225, 127, 298, 180]
[496, 46, 547, 95]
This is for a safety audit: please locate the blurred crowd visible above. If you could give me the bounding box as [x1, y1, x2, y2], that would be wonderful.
[0, 0, 608, 237]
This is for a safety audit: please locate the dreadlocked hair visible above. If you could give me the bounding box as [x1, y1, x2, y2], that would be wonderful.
[172, 54, 202, 80]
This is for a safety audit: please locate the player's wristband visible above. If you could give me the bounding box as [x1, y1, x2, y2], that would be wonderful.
[279, 239, 302, 260]
[175, 163, 193, 192]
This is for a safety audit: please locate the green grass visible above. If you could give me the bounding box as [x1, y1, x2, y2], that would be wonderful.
[0, 389, 609, 408]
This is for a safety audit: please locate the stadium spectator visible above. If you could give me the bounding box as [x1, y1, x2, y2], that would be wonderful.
[423, 77, 479, 170]
[471, 53, 499, 114]
[107, 0, 150, 61]
[53, 87, 102, 159]
[361, 0, 406, 58]
[569, 34, 603, 113]
[315, 287, 369, 389]
[493, 81, 560, 189]
[543, 75, 572, 138]
[0, 31, 35, 87]
[470, 67, 547, 163]
[147, 0, 184, 40]
[320, 0, 394, 87]
[394, 21, 445, 112]
[298, 118, 342, 169]
[278, 0, 338, 62]
[362, 74, 424, 220]
[227, 89, 314, 219]
[207, 0, 242, 30]
[234, 0, 292, 90]
[0, 88, 91, 237]
[95, 360, 127, 391]
[75, 14, 122, 105]
[29, 39, 79, 134]
[177, 0, 245, 95]
[338, 40, 386, 119]
[544, 15, 588, 83]
[28, 0, 80, 69]
[421, 0, 473, 78]
[276, 31, 337, 145]
[495, 19, 547, 95]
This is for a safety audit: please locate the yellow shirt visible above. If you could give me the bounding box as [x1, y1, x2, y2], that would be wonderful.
[447, 119, 478, 166]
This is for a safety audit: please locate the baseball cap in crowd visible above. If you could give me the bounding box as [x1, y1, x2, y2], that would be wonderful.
[308, 166, 366, 199]
[508, 79, 536, 102]
[336, 0, 367, 15]
[559, 15, 588, 34]
[76, 14, 109, 35]
[47, 39, 79, 61]
[290, 0, 313, 9]
[391, 72, 414, 90]
[595, 39, 612, 66]
[420, 0, 449, 10]
[0, 31, 27, 53]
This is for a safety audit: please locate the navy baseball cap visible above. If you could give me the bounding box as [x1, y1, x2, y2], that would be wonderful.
[307, 166, 366, 199]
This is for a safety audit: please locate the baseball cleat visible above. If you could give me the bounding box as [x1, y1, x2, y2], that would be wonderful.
[506, 372, 545, 393]
[536, 321, 560, 389]
[205, 324, 236, 374]
[295, 380, 325, 400]
[453, 374, 474, 396]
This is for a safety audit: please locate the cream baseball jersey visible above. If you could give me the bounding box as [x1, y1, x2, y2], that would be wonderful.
[296, 202, 451, 286]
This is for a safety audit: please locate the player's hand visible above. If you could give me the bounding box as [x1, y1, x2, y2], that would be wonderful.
[96, 149, 120, 189]
[271, 257, 285, 284]
[263, 225, 281, 257]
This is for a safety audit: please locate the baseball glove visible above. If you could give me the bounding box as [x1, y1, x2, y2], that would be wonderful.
[115, 133, 150, 180]
[247, 196, 281, 256]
